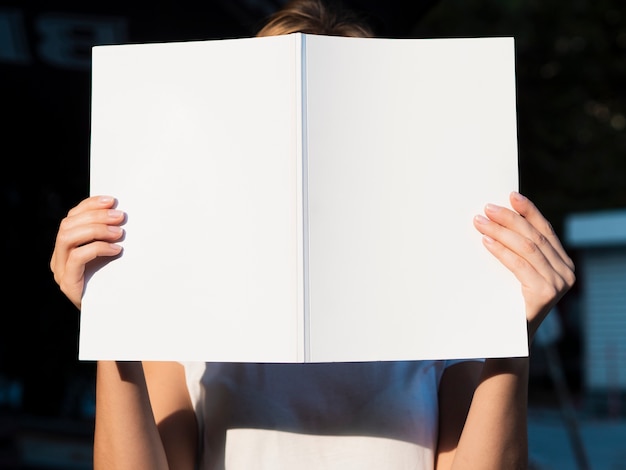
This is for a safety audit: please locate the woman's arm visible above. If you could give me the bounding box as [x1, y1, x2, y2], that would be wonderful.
[94, 361, 197, 470]
[437, 358, 530, 469]
[51, 197, 197, 469]
[436, 192, 575, 469]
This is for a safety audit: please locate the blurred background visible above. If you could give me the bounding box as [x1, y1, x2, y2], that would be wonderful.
[1, 0, 625, 468]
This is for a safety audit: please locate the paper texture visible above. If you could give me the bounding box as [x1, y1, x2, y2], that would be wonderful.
[81, 33, 527, 362]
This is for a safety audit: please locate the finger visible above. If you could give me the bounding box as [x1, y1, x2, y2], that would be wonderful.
[51, 195, 120, 269]
[58, 208, 125, 242]
[473, 211, 575, 314]
[59, 241, 123, 307]
[474, 214, 566, 292]
[53, 221, 124, 267]
[508, 191, 574, 271]
[52, 209, 124, 258]
[477, 234, 566, 322]
[51, 205, 124, 276]
[481, 201, 571, 279]
[67, 195, 117, 218]
[473, 212, 576, 317]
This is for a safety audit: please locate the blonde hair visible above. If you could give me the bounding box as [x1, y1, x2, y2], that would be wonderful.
[256, 0, 374, 38]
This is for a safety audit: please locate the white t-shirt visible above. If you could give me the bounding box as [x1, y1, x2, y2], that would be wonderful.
[182, 360, 480, 470]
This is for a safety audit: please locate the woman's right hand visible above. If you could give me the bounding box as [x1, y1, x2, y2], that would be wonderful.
[50, 195, 125, 310]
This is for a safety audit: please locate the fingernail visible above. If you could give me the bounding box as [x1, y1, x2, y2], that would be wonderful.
[474, 214, 490, 224]
[483, 235, 495, 244]
[109, 243, 123, 251]
[512, 191, 526, 202]
[108, 209, 124, 218]
[485, 203, 500, 212]
[107, 225, 123, 233]
[99, 196, 114, 204]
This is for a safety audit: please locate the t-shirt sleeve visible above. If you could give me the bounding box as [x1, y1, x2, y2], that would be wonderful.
[443, 358, 485, 369]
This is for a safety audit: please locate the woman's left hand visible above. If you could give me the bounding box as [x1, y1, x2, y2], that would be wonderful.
[473, 191, 576, 341]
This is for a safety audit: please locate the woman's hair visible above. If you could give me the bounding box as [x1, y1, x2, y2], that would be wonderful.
[256, 0, 374, 38]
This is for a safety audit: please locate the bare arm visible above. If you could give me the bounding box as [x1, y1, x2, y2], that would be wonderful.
[51, 197, 197, 469]
[436, 192, 575, 469]
[437, 358, 530, 469]
[94, 361, 197, 470]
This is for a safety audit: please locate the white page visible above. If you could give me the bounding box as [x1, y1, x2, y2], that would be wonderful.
[304, 36, 526, 361]
[82, 35, 304, 361]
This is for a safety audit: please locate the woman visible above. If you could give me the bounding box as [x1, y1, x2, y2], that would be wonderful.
[50, 1, 575, 469]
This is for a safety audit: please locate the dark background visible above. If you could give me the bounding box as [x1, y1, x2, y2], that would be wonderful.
[1, 0, 625, 466]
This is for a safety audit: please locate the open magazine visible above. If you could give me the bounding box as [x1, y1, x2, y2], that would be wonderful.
[81, 33, 525, 362]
